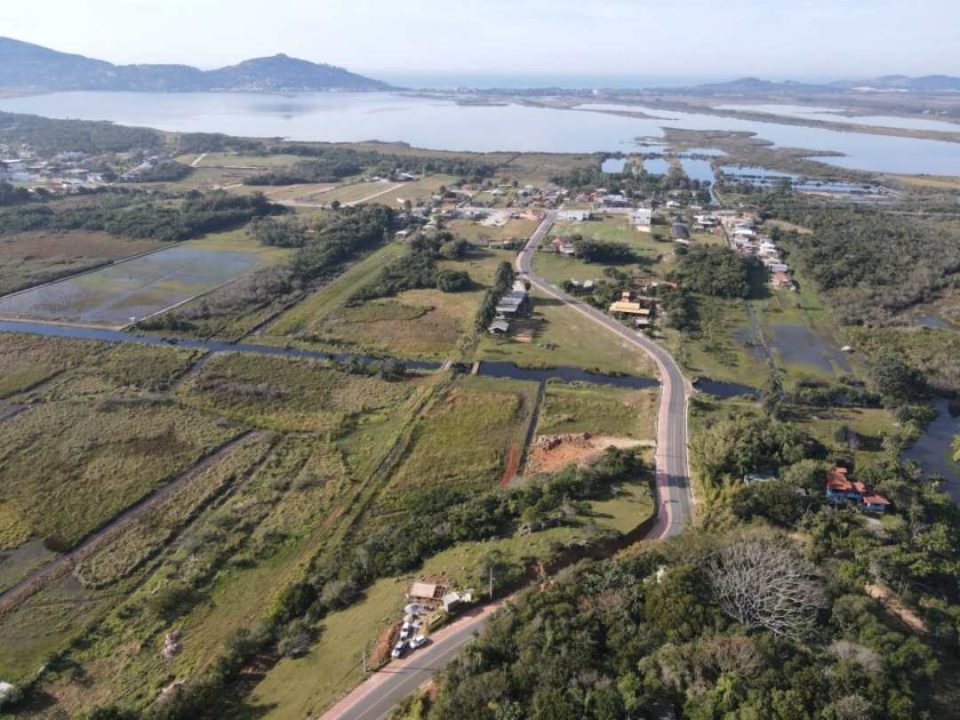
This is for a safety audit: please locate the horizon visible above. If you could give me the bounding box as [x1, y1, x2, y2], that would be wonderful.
[2, 0, 958, 81]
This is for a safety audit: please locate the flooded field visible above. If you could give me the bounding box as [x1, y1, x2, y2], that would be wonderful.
[768, 323, 851, 375]
[0, 244, 271, 328]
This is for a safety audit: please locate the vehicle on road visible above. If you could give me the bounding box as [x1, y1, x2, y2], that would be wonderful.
[410, 634, 428, 650]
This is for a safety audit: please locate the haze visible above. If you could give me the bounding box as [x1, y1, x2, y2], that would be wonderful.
[2, 0, 958, 81]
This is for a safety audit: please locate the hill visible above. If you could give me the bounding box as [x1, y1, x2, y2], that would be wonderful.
[0, 37, 391, 92]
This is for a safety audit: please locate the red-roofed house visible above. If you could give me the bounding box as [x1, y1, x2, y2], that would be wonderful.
[825, 467, 890, 512]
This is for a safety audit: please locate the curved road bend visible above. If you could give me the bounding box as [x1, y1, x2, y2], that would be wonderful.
[323, 211, 693, 720]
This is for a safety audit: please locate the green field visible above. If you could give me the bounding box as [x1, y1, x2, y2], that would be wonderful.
[476, 287, 657, 377]
[265, 246, 512, 360]
[537, 382, 658, 440]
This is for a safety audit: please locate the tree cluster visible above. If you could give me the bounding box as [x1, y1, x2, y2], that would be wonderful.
[476, 261, 516, 331]
[671, 245, 752, 298]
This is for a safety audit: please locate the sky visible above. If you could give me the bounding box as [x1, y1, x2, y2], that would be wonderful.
[1, 0, 957, 82]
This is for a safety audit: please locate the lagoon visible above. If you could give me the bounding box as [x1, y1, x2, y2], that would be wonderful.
[1, 91, 960, 175]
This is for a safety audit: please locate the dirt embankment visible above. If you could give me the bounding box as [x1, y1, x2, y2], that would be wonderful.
[526, 433, 652, 474]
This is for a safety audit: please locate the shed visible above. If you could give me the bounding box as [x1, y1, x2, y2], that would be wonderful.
[488, 319, 511, 335]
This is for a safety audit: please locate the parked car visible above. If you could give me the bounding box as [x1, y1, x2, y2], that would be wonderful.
[410, 634, 428, 650]
[391, 640, 408, 659]
[399, 622, 413, 641]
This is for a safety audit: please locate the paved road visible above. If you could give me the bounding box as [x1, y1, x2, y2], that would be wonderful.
[322, 212, 693, 720]
[517, 211, 692, 537]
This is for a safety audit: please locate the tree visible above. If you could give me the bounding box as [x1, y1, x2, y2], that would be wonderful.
[709, 537, 826, 640]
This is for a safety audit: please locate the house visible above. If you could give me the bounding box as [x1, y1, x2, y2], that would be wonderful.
[633, 207, 653, 232]
[771, 271, 796, 290]
[442, 590, 474, 613]
[599, 194, 630, 208]
[609, 291, 652, 317]
[488, 319, 511, 335]
[825, 467, 890, 512]
[550, 237, 576, 256]
[671, 222, 690, 240]
[559, 209, 592, 222]
[496, 289, 529, 318]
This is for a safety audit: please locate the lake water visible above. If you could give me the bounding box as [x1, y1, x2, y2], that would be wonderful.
[715, 103, 960, 134]
[679, 156, 715, 182]
[643, 157, 670, 175]
[1, 91, 960, 175]
[601, 157, 627, 173]
[906, 399, 960, 502]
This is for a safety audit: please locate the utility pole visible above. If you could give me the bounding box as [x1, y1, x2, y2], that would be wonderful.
[488, 564, 494, 599]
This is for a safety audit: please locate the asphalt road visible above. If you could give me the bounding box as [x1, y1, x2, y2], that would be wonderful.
[322, 211, 693, 719]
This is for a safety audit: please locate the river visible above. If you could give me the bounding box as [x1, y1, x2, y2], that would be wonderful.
[1, 91, 959, 175]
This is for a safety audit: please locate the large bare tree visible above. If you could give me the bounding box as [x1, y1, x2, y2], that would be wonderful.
[708, 538, 826, 641]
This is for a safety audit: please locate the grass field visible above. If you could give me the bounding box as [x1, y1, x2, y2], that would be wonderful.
[0, 332, 99, 398]
[0, 231, 161, 296]
[265, 246, 511, 360]
[178, 352, 421, 433]
[0, 229, 291, 328]
[446, 217, 539, 245]
[476, 288, 658, 377]
[381, 375, 539, 503]
[537, 382, 657, 439]
[0, 397, 241, 551]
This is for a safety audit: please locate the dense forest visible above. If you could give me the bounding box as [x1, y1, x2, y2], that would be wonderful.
[671, 245, 752, 299]
[0, 111, 163, 154]
[760, 191, 960, 324]
[0, 190, 279, 241]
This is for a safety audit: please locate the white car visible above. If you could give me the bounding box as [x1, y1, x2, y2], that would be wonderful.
[391, 640, 408, 659]
[399, 622, 413, 641]
[409, 634, 428, 650]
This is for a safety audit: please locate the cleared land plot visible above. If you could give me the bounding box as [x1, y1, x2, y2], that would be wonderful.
[0, 231, 161, 296]
[0, 230, 289, 328]
[380, 376, 539, 504]
[537, 382, 657, 439]
[446, 217, 539, 245]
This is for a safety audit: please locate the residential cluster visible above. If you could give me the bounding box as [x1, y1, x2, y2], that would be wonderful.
[0, 145, 107, 191]
[724, 214, 797, 291]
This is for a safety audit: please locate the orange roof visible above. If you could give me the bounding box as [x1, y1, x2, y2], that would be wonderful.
[862, 494, 890, 506]
[826, 467, 852, 491]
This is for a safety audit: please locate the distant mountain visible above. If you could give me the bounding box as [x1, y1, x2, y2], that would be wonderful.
[832, 75, 960, 92]
[0, 37, 391, 92]
[661, 75, 960, 95]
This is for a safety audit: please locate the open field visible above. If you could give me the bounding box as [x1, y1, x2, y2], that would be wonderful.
[446, 217, 539, 245]
[265, 246, 511, 360]
[380, 375, 539, 504]
[0, 395, 241, 552]
[178, 352, 421, 433]
[537, 382, 657, 439]
[0, 229, 290, 328]
[0, 231, 161, 296]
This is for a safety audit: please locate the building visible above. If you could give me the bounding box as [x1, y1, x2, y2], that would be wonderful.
[825, 467, 890, 512]
[671, 222, 690, 240]
[558, 209, 592, 222]
[633, 208, 653, 232]
[496, 288, 529, 318]
[488, 319, 511, 335]
[407, 581, 448, 605]
[609, 290, 653, 318]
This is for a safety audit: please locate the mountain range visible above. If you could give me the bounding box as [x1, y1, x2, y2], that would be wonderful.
[0, 37, 392, 92]
[674, 75, 960, 96]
